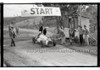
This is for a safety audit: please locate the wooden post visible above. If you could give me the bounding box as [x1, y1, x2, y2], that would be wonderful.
[79, 5, 82, 26]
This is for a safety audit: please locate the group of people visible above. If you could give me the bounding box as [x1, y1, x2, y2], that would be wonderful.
[8, 22, 89, 47]
[69, 25, 89, 46]
[8, 22, 19, 47]
[59, 25, 89, 46]
[79, 25, 89, 45]
[8, 23, 48, 47]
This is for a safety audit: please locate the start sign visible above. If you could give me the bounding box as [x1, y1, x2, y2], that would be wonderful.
[21, 7, 61, 16]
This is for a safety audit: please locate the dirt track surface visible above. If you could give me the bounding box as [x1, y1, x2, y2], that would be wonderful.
[4, 28, 97, 66]
[4, 40, 97, 66]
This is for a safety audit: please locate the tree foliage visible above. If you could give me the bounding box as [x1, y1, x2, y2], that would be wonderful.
[42, 4, 97, 33]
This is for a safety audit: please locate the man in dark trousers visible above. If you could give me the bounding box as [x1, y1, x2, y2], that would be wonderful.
[11, 27, 16, 46]
[69, 28, 75, 45]
[9, 23, 16, 47]
[78, 26, 84, 45]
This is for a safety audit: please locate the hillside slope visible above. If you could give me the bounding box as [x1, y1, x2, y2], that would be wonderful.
[4, 17, 36, 26]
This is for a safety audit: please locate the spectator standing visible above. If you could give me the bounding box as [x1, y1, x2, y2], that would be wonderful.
[69, 28, 75, 45]
[59, 27, 66, 44]
[74, 29, 80, 43]
[83, 25, 89, 45]
[78, 26, 84, 45]
[8, 22, 16, 47]
[16, 25, 19, 35]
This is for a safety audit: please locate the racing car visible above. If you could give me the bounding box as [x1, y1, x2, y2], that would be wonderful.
[32, 33, 56, 47]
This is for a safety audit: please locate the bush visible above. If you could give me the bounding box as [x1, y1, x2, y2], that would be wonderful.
[88, 37, 97, 46]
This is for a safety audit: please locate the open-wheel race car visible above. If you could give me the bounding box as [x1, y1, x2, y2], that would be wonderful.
[32, 33, 56, 47]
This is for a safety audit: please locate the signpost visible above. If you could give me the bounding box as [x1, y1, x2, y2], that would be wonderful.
[21, 7, 61, 16]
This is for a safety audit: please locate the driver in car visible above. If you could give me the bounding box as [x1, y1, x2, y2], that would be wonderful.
[36, 27, 51, 45]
